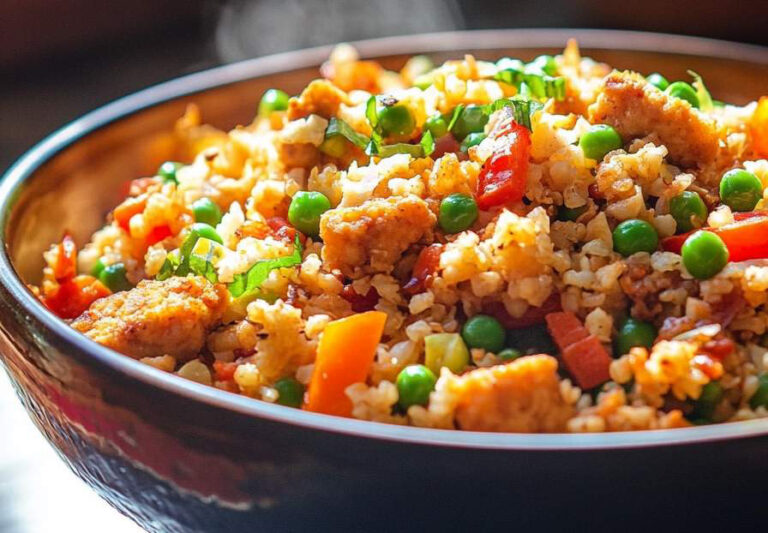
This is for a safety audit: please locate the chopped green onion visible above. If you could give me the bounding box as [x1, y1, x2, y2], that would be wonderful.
[420, 130, 435, 157]
[324, 117, 369, 149]
[365, 95, 379, 129]
[377, 143, 425, 158]
[688, 70, 714, 112]
[493, 59, 566, 101]
[228, 235, 303, 299]
[188, 238, 226, 284]
[156, 249, 182, 281]
[485, 96, 542, 131]
[446, 104, 465, 133]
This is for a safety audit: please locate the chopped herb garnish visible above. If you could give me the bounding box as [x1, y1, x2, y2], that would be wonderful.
[228, 235, 303, 299]
[485, 97, 542, 131]
[446, 104, 465, 132]
[420, 130, 435, 157]
[324, 117, 369, 149]
[493, 56, 567, 101]
[688, 70, 714, 112]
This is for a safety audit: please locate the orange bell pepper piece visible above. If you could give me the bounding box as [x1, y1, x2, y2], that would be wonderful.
[113, 196, 147, 232]
[751, 96, 768, 157]
[304, 311, 387, 417]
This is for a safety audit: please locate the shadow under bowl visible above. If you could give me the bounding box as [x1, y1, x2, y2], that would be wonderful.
[1, 29, 767, 532]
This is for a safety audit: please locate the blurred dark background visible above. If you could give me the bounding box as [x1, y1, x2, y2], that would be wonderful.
[2, 0, 767, 172]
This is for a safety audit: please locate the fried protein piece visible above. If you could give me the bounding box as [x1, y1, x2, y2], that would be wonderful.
[319, 196, 436, 277]
[452, 355, 573, 432]
[588, 72, 719, 167]
[72, 276, 228, 361]
[286, 79, 350, 121]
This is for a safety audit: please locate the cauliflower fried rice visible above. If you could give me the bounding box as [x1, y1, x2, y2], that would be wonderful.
[34, 40, 768, 433]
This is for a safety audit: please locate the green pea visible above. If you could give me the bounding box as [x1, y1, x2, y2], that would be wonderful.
[460, 132, 486, 153]
[438, 193, 478, 234]
[461, 314, 505, 353]
[615, 318, 657, 356]
[749, 373, 768, 409]
[274, 377, 305, 408]
[158, 161, 183, 184]
[319, 135, 348, 158]
[191, 198, 223, 227]
[396, 365, 437, 409]
[258, 88, 290, 116]
[424, 113, 448, 139]
[425, 113, 448, 139]
[557, 204, 588, 222]
[498, 348, 522, 361]
[378, 104, 415, 137]
[719, 169, 763, 212]
[681, 230, 729, 280]
[579, 124, 623, 161]
[646, 73, 669, 90]
[98, 263, 133, 293]
[451, 105, 488, 141]
[665, 82, 699, 108]
[287, 191, 331, 237]
[693, 381, 724, 420]
[669, 191, 708, 233]
[612, 219, 659, 257]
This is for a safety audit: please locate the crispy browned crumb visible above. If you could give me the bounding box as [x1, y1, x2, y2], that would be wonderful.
[286, 79, 350, 121]
[72, 276, 228, 360]
[319, 196, 436, 277]
[453, 355, 574, 432]
[588, 71, 719, 167]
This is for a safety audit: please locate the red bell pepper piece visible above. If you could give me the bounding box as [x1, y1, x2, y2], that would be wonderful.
[476, 118, 531, 210]
[545, 311, 612, 389]
[560, 335, 613, 390]
[403, 244, 443, 295]
[662, 215, 768, 262]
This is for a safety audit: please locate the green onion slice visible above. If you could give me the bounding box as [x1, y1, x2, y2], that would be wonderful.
[228, 235, 303, 299]
[324, 117, 369, 149]
[688, 70, 714, 112]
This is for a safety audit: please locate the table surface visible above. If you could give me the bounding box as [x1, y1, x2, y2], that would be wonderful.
[0, 372, 141, 532]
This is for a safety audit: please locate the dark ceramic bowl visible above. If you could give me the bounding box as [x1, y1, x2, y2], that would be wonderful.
[1, 30, 768, 532]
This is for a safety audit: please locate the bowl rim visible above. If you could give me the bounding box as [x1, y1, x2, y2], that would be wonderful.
[2, 28, 768, 451]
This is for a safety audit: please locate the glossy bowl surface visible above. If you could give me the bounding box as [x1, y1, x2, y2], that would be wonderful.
[1, 30, 768, 531]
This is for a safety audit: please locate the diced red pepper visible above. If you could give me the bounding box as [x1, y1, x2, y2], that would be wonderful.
[484, 292, 561, 329]
[545, 311, 611, 389]
[267, 216, 306, 245]
[560, 334, 613, 390]
[145, 224, 173, 246]
[113, 196, 147, 232]
[662, 216, 768, 262]
[700, 338, 735, 361]
[545, 311, 590, 351]
[403, 244, 443, 295]
[213, 361, 239, 382]
[42, 275, 111, 319]
[340, 285, 379, 312]
[51, 234, 78, 282]
[476, 119, 531, 210]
